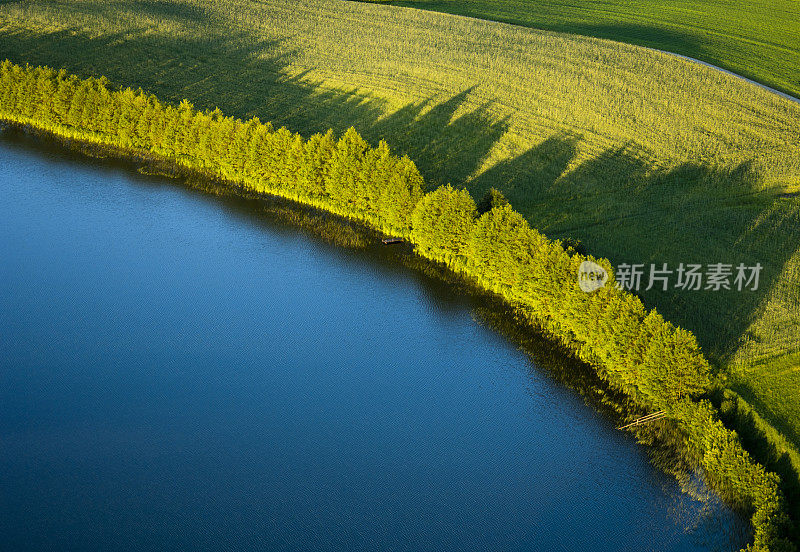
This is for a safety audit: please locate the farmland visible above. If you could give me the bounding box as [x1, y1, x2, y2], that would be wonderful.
[1, 0, 799, 524]
[389, 0, 800, 99]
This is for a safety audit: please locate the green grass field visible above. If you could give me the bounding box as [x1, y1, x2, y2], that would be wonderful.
[1, 0, 799, 506]
[389, 0, 800, 100]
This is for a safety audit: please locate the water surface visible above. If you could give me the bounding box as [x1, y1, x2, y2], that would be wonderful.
[0, 129, 746, 551]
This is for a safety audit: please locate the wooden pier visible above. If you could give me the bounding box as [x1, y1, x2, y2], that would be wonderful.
[617, 410, 666, 430]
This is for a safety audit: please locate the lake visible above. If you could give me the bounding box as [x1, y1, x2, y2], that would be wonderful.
[0, 127, 746, 551]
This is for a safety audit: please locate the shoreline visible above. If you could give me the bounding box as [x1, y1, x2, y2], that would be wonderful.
[0, 118, 767, 547]
[1, 60, 794, 548]
[0, 115, 734, 511]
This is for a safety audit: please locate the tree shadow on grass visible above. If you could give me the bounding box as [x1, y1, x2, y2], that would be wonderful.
[0, 21, 508, 193]
[368, 90, 509, 189]
[471, 135, 800, 371]
[471, 134, 580, 212]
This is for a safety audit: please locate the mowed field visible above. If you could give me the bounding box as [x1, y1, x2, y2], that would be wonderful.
[1, 0, 799, 484]
[391, 0, 800, 100]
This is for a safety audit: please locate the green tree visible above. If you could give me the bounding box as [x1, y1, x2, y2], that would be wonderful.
[327, 126, 370, 211]
[467, 203, 534, 290]
[377, 154, 424, 235]
[298, 129, 336, 200]
[411, 184, 477, 265]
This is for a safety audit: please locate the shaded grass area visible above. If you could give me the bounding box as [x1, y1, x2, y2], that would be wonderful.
[1, 0, 799, 517]
[387, 0, 800, 100]
[717, 387, 800, 531]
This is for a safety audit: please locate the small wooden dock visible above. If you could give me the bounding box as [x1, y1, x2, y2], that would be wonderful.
[381, 238, 404, 245]
[617, 410, 666, 430]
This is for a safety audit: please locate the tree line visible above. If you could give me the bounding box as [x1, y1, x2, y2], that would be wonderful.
[0, 60, 793, 550]
[0, 61, 425, 236]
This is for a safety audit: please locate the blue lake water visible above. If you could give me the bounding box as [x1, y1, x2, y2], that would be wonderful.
[0, 128, 746, 551]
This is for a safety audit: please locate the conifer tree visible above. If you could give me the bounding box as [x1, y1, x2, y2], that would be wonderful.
[327, 127, 369, 210]
[411, 184, 477, 264]
[51, 69, 74, 124]
[467, 203, 533, 289]
[300, 129, 336, 200]
[377, 154, 424, 234]
[173, 99, 196, 154]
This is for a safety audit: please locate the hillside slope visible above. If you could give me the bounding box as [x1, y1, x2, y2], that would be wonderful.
[391, 0, 800, 99]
